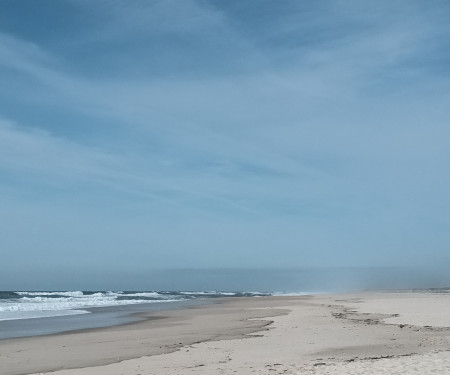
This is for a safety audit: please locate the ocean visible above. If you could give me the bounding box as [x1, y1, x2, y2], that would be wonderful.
[0, 290, 281, 340]
[0, 290, 271, 322]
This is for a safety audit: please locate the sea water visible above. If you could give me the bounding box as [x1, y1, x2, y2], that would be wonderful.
[0, 290, 270, 321]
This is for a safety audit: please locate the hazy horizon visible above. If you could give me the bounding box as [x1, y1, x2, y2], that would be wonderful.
[2, 266, 450, 293]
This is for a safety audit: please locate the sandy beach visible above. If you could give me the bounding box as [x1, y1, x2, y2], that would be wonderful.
[1, 292, 450, 375]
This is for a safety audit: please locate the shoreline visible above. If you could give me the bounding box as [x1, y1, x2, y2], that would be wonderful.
[1, 292, 450, 374]
[1, 296, 295, 375]
[0, 298, 213, 340]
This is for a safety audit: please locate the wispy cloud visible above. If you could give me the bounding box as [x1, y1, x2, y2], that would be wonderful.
[1, 1, 449, 276]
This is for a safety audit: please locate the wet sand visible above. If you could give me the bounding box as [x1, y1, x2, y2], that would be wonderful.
[1, 292, 450, 375]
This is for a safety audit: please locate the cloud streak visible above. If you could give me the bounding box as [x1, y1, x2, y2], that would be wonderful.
[1, 1, 449, 284]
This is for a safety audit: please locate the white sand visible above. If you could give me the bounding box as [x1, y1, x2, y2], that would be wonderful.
[2, 292, 449, 375]
[332, 292, 450, 327]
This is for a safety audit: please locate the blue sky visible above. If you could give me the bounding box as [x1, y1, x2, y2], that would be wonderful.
[1, 1, 450, 289]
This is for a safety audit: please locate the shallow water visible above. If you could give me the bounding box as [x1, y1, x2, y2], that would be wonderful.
[0, 299, 209, 340]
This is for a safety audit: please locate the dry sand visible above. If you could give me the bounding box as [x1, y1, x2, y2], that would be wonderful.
[1, 292, 450, 375]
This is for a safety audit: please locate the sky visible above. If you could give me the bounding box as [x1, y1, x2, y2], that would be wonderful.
[1, 1, 450, 290]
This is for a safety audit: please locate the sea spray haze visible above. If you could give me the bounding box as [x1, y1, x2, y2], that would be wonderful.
[2, 267, 450, 298]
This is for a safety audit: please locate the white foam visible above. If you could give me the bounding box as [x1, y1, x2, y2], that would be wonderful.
[117, 292, 161, 297]
[16, 291, 85, 297]
[0, 292, 177, 321]
[0, 290, 274, 322]
[179, 291, 237, 296]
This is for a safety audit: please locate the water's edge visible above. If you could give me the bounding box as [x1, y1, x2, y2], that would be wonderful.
[0, 299, 212, 340]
